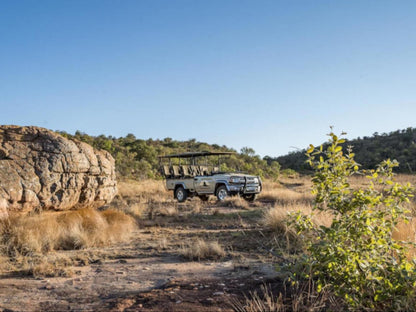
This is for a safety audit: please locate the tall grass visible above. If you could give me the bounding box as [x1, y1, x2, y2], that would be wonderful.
[0, 209, 136, 256]
[259, 186, 313, 206]
[117, 179, 170, 203]
[262, 203, 332, 255]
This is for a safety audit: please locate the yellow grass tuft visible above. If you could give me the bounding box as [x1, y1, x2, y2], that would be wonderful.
[0, 209, 136, 256]
[180, 239, 225, 261]
[230, 284, 284, 312]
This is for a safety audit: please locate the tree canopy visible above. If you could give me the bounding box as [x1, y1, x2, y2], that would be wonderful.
[273, 127, 416, 173]
[59, 131, 280, 180]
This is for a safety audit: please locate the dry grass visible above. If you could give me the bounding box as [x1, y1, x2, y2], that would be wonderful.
[101, 209, 137, 243]
[388, 174, 416, 186]
[263, 204, 309, 253]
[261, 174, 416, 262]
[263, 205, 296, 235]
[231, 280, 340, 312]
[117, 179, 170, 203]
[0, 209, 136, 256]
[180, 239, 226, 261]
[231, 284, 285, 312]
[394, 218, 416, 258]
[157, 205, 179, 217]
[112, 179, 173, 220]
[121, 203, 147, 218]
[30, 254, 74, 278]
[263, 204, 332, 231]
[158, 236, 168, 251]
[220, 196, 250, 210]
[191, 200, 202, 213]
[259, 185, 314, 207]
[262, 200, 333, 255]
[394, 218, 416, 242]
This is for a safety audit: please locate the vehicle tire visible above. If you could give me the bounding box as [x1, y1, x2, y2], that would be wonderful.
[243, 194, 257, 202]
[175, 186, 188, 203]
[199, 195, 209, 202]
[216, 185, 229, 202]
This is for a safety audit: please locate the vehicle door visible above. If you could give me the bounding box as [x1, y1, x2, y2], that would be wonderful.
[194, 176, 215, 194]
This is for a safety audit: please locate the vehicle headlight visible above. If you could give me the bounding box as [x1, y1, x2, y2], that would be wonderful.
[253, 177, 259, 184]
[229, 176, 244, 183]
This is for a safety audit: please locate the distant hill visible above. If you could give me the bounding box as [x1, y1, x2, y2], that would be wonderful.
[272, 127, 416, 173]
[58, 131, 280, 180]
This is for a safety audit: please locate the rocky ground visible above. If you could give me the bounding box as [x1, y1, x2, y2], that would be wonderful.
[0, 200, 284, 312]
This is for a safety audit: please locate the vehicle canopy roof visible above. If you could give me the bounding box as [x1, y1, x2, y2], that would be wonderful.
[158, 151, 235, 159]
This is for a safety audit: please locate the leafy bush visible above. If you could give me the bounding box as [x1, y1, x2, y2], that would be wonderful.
[288, 131, 416, 310]
[59, 131, 280, 180]
[275, 127, 416, 173]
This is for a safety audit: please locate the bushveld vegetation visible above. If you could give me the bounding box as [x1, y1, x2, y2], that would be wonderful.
[58, 131, 281, 180]
[275, 127, 416, 173]
[287, 132, 416, 310]
[1, 168, 416, 309]
[2, 129, 416, 310]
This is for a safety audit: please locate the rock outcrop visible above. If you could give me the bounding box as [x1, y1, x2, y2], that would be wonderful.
[0, 125, 117, 218]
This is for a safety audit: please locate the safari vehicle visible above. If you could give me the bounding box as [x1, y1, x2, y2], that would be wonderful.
[159, 151, 262, 202]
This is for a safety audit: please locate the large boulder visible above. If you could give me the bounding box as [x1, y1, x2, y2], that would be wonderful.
[0, 125, 117, 218]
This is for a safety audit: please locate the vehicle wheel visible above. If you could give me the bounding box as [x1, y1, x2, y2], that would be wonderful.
[175, 186, 188, 203]
[243, 194, 257, 202]
[216, 185, 229, 202]
[199, 195, 209, 202]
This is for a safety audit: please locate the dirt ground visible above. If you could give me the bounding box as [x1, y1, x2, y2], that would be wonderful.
[0, 198, 284, 312]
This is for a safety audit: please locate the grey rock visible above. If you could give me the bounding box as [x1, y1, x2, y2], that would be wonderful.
[0, 125, 117, 217]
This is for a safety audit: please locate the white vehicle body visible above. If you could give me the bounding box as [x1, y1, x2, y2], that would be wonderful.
[159, 152, 262, 202]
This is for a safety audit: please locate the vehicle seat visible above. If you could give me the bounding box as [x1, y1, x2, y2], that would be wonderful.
[199, 166, 209, 176]
[172, 165, 181, 177]
[190, 165, 200, 176]
[181, 165, 191, 177]
[162, 165, 171, 178]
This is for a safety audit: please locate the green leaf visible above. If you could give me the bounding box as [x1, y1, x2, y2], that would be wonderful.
[306, 144, 314, 154]
[291, 130, 416, 311]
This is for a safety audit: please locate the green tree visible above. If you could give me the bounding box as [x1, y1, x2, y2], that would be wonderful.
[60, 131, 281, 181]
[289, 131, 416, 310]
[240, 146, 256, 157]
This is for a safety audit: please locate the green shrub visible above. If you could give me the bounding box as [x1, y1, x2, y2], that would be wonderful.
[288, 131, 416, 310]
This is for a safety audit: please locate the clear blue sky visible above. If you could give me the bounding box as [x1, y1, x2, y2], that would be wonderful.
[1, 1, 415, 157]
